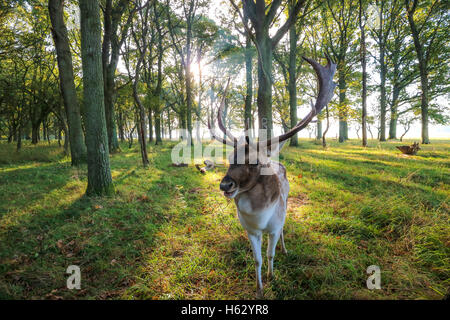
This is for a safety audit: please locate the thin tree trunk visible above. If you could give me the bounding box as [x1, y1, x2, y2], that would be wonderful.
[379, 45, 387, 141]
[338, 72, 347, 143]
[102, 0, 124, 153]
[244, 11, 253, 139]
[322, 106, 330, 148]
[148, 109, 153, 143]
[316, 120, 322, 140]
[389, 87, 400, 139]
[167, 108, 172, 140]
[359, 0, 367, 147]
[16, 124, 22, 151]
[406, 0, 429, 144]
[48, 0, 87, 165]
[288, 0, 298, 146]
[154, 9, 163, 145]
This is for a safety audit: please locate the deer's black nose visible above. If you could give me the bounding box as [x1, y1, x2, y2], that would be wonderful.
[220, 177, 235, 191]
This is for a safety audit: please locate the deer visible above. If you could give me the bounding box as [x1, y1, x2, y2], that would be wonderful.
[208, 55, 337, 298]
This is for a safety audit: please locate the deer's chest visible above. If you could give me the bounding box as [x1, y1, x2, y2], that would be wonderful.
[235, 195, 278, 233]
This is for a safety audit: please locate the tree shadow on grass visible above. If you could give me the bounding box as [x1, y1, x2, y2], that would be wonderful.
[0, 162, 76, 220]
[285, 151, 447, 210]
[0, 144, 208, 299]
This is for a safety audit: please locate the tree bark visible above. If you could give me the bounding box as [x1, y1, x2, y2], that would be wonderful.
[244, 11, 253, 139]
[359, 0, 367, 147]
[405, 0, 429, 144]
[379, 43, 387, 141]
[31, 122, 40, 144]
[79, 0, 114, 196]
[153, 6, 163, 145]
[16, 124, 22, 151]
[316, 120, 322, 140]
[338, 73, 347, 143]
[255, 32, 273, 138]
[288, 0, 298, 146]
[48, 0, 87, 165]
[148, 109, 153, 143]
[101, 0, 128, 153]
[388, 87, 400, 139]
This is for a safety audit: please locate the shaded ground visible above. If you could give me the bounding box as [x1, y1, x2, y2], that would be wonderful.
[0, 139, 448, 299]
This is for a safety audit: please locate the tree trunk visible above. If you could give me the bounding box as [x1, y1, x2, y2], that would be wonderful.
[388, 87, 400, 139]
[244, 12, 253, 139]
[154, 17, 163, 145]
[379, 43, 387, 141]
[16, 124, 22, 151]
[138, 106, 149, 165]
[148, 109, 153, 143]
[48, 0, 87, 165]
[338, 72, 347, 143]
[104, 71, 120, 152]
[31, 122, 40, 144]
[322, 106, 330, 148]
[118, 110, 125, 142]
[256, 34, 273, 139]
[316, 120, 322, 140]
[389, 115, 398, 139]
[101, 0, 121, 153]
[79, 0, 114, 196]
[418, 70, 429, 144]
[288, 2, 298, 146]
[184, 14, 194, 145]
[359, 0, 367, 147]
[63, 125, 69, 155]
[154, 113, 162, 144]
[406, 0, 430, 144]
[167, 108, 172, 140]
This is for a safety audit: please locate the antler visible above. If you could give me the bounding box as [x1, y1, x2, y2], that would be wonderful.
[258, 55, 337, 148]
[208, 78, 238, 147]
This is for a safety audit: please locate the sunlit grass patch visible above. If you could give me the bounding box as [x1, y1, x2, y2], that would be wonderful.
[0, 139, 448, 299]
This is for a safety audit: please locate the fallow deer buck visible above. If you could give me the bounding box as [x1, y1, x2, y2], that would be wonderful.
[209, 55, 336, 298]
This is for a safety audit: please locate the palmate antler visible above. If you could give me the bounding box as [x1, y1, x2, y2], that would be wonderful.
[211, 55, 337, 148]
[258, 55, 337, 148]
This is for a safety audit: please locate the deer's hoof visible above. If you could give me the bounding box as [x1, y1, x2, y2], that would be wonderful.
[256, 288, 264, 299]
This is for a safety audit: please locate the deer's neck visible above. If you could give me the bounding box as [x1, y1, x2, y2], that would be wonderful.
[235, 173, 280, 213]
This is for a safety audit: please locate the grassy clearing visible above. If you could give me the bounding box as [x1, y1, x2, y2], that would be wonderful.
[0, 139, 448, 300]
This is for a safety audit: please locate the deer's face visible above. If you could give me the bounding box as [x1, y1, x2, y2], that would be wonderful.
[220, 144, 263, 199]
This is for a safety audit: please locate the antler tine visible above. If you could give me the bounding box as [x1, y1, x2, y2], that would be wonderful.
[208, 114, 235, 146]
[216, 78, 238, 146]
[208, 78, 237, 147]
[258, 55, 337, 148]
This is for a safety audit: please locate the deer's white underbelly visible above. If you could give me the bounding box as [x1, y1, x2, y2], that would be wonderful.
[236, 195, 282, 234]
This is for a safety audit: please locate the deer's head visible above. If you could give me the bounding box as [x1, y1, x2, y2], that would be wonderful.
[209, 55, 337, 199]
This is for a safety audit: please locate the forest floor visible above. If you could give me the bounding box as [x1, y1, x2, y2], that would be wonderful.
[0, 138, 448, 300]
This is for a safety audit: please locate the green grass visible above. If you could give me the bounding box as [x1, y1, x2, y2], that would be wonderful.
[0, 138, 448, 300]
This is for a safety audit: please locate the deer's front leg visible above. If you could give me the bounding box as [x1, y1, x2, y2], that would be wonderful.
[247, 231, 263, 298]
[267, 230, 281, 280]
